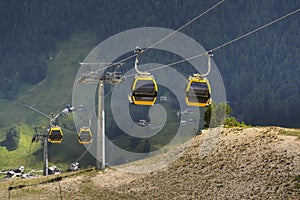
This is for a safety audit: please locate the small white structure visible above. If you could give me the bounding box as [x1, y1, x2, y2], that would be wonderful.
[177, 109, 193, 117]
[69, 162, 80, 171]
[159, 96, 168, 102]
[137, 119, 149, 126]
[48, 165, 62, 175]
[180, 120, 187, 125]
[5, 166, 25, 178]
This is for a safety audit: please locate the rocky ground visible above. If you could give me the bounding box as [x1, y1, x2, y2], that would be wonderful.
[2, 127, 300, 199]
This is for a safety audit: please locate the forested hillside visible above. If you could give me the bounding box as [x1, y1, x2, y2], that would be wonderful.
[0, 0, 299, 127]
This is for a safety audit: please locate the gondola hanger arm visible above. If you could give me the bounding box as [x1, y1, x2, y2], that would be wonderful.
[134, 47, 150, 76]
[194, 51, 213, 78]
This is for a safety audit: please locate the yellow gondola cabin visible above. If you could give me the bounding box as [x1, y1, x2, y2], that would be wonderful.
[49, 126, 63, 143]
[78, 127, 93, 144]
[186, 75, 211, 107]
[129, 75, 158, 106]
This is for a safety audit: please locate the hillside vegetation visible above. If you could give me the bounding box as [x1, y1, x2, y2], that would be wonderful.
[0, 31, 97, 171]
[1, 127, 299, 199]
[0, 0, 299, 126]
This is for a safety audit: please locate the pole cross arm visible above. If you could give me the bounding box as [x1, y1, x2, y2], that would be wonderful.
[31, 133, 49, 143]
[78, 71, 125, 84]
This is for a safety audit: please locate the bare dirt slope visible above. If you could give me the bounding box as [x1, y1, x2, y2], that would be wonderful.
[4, 127, 300, 199]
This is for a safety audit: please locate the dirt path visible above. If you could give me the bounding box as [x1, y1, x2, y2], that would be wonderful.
[97, 127, 300, 199]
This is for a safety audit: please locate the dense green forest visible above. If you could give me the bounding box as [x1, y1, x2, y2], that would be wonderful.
[0, 0, 299, 127]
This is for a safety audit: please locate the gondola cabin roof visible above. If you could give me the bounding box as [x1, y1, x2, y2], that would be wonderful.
[185, 76, 211, 107]
[49, 126, 63, 143]
[130, 76, 158, 106]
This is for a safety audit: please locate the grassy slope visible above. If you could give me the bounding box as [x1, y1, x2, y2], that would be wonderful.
[18, 30, 96, 113]
[0, 29, 196, 172]
[0, 127, 299, 199]
[0, 124, 41, 170]
[0, 31, 97, 171]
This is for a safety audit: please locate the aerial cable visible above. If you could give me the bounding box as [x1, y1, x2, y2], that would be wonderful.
[0, 99, 50, 119]
[75, 84, 114, 128]
[67, 0, 225, 107]
[124, 51, 208, 78]
[144, 0, 225, 51]
[55, 85, 114, 138]
[6, 1, 224, 172]
[74, 143, 92, 163]
[54, 87, 73, 116]
[7, 141, 33, 198]
[53, 86, 114, 141]
[82, 0, 225, 72]
[55, 61, 121, 118]
[24, 142, 33, 171]
[210, 7, 300, 52]
[124, 7, 300, 78]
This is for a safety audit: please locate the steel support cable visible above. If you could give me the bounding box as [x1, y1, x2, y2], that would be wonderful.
[145, 0, 225, 52]
[54, 86, 114, 166]
[124, 7, 300, 79]
[0, 90, 116, 179]
[209, 8, 300, 53]
[64, 0, 225, 118]
[16, 1, 224, 173]
[52, 81, 113, 136]
[55, 61, 120, 117]
[54, 1, 300, 167]
[0, 99, 50, 119]
[81, 0, 225, 73]
[54, 86, 74, 116]
[7, 142, 33, 199]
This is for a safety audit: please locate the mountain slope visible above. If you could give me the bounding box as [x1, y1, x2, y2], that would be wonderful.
[1, 0, 300, 126]
[2, 127, 300, 199]
[0, 31, 97, 170]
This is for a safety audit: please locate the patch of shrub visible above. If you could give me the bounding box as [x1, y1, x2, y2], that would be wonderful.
[223, 116, 247, 128]
[0, 125, 20, 150]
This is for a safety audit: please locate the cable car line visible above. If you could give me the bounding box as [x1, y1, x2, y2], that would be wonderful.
[78, 0, 225, 75]
[53, 85, 114, 142]
[53, 85, 114, 143]
[6, 3, 299, 176]
[7, 139, 34, 197]
[1, 70, 117, 176]
[73, 143, 92, 163]
[24, 142, 33, 171]
[124, 6, 300, 79]
[209, 7, 300, 53]
[55, 62, 124, 116]
[0, 99, 50, 119]
[5, 2, 297, 128]
[54, 88, 73, 117]
[112, 0, 224, 68]
[73, 0, 225, 108]
[144, 0, 225, 52]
